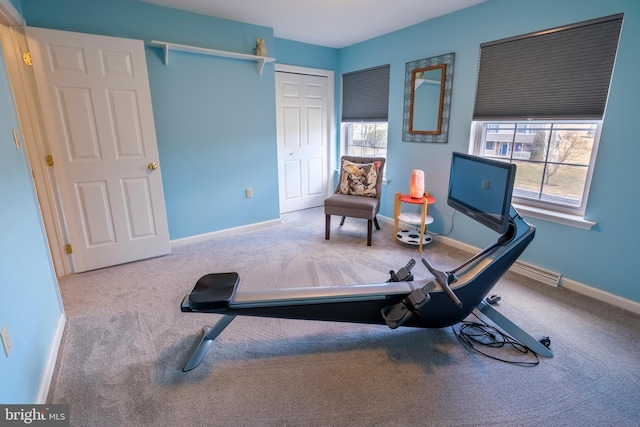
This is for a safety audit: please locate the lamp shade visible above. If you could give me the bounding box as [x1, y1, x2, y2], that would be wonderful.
[410, 169, 424, 198]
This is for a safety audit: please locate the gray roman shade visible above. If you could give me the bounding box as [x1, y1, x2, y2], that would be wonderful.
[473, 14, 623, 121]
[342, 64, 390, 122]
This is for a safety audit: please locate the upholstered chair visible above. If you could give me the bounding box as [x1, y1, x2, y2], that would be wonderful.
[324, 156, 386, 246]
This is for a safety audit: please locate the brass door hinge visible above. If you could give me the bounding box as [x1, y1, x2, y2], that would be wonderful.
[23, 51, 32, 66]
[64, 244, 73, 254]
[45, 155, 54, 166]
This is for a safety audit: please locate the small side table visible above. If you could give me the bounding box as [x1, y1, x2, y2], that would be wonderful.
[393, 192, 436, 252]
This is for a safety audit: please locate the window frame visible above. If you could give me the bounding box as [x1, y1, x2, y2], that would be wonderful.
[469, 120, 601, 229]
[342, 121, 388, 160]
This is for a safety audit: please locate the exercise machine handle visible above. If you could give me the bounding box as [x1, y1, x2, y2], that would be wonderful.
[387, 258, 416, 282]
[380, 281, 436, 329]
[421, 257, 463, 309]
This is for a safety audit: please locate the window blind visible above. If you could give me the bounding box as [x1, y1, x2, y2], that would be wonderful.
[342, 64, 390, 122]
[473, 14, 623, 121]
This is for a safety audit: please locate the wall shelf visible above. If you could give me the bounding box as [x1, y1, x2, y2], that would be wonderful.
[149, 40, 275, 75]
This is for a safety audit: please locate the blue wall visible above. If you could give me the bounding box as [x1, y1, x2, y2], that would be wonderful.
[20, 0, 283, 240]
[4, 0, 639, 404]
[19, 0, 340, 242]
[338, 0, 640, 303]
[274, 38, 339, 71]
[18, 0, 640, 305]
[0, 36, 63, 403]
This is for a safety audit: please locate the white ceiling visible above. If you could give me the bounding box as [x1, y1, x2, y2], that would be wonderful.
[141, 0, 487, 48]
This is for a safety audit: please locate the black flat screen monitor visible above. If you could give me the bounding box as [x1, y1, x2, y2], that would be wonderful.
[447, 152, 516, 234]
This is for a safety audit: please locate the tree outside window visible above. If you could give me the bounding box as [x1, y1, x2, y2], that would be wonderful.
[346, 122, 388, 158]
[477, 122, 597, 210]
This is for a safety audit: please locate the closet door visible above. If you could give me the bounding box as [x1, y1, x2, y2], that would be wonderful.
[276, 71, 329, 213]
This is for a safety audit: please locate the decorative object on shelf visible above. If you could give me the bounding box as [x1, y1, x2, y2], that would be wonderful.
[410, 169, 425, 198]
[402, 52, 455, 143]
[255, 37, 267, 57]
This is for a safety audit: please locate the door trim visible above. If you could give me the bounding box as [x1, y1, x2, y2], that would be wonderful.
[0, 0, 23, 26]
[275, 64, 336, 203]
[0, 24, 70, 276]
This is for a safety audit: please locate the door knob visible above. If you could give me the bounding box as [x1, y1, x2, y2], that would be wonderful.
[147, 162, 158, 171]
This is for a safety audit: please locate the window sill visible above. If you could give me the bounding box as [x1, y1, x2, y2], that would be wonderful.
[513, 203, 596, 230]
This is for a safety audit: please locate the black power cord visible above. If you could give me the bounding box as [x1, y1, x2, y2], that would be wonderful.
[452, 313, 540, 367]
[431, 210, 457, 237]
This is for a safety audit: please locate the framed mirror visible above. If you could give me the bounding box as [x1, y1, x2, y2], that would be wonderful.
[402, 52, 455, 143]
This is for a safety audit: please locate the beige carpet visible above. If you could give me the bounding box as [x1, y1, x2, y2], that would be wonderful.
[48, 207, 640, 426]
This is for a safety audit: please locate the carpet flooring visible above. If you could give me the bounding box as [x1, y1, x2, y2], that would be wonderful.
[48, 207, 640, 426]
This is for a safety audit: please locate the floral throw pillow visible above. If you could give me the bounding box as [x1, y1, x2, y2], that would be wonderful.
[338, 160, 380, 197]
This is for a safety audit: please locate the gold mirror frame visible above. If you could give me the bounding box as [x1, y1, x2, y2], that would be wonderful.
[402, 52, 455, 143]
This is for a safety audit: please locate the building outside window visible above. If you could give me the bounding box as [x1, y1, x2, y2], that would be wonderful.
[472, 121, 599, 213]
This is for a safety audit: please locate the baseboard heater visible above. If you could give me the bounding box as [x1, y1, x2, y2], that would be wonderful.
[510, 261, 561, 287]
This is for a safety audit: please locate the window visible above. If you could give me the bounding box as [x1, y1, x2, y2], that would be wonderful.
[470, 14, 622, 227]
[341, 64, 390, 163]
[471, 121, 599, 213]
[345, 122, 388, 158]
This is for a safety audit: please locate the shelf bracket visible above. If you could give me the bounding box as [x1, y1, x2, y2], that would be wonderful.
[161, 43, 169, 65]
[257, 58, 266, 75]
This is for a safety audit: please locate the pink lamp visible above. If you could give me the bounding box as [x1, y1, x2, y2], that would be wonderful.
[410, 169, 425, 198]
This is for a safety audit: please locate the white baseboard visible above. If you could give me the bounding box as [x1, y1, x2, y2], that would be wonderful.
[171, 218, 282, 248]
[378, 215, 394, 227]
[561, 278, 640, 316]
[430, 233, 477, 254]
[37, 312, 66, 404]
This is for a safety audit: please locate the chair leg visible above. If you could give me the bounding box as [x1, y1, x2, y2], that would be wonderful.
[325, 215, 331, 240]
[327, 215, 376, 245]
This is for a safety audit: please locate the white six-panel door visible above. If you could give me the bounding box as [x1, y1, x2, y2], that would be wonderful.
[276, 72, 329, 213]
[26, 27, 170, 272]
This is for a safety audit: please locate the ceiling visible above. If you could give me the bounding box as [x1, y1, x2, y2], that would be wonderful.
[141, 0, 487, 48]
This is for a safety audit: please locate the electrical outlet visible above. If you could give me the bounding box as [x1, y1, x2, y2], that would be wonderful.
[1, 324, 12, 357]
[246, 188, 253, 198]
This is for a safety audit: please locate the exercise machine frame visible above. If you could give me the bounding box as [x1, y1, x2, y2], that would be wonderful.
[180, 206, 552, 371]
